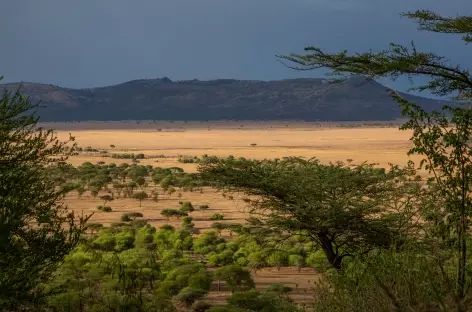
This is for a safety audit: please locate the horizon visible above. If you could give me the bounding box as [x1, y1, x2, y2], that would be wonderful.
[0, 75, 441, 100]
[2, 0, 472, 100]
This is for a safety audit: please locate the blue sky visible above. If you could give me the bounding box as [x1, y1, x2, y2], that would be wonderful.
[1, 0, 471, 97]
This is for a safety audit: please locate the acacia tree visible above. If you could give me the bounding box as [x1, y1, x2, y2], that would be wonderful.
[277, 9, 472, 304]
[199, 157, 421, 270]
[0, 80, 91, 309]
[132, 191, 148, 207]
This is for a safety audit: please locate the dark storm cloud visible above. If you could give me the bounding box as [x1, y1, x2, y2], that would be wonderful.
[1, 0, 471, 94]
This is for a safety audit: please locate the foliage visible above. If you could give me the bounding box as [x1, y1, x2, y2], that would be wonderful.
[199, 156, 421, 269]
[180, 201, 195, 213]
[311, 247, 462, 311]
[192, 300, 213, 312]
[97, 205, 113, 212]
[0, 81, 90, 308]
[223, 289, 303, 312]
[175, 287, 207, 307]
[211, 213, 225, 221]
[213, 265, 255, 293]
[278, 6, 472, 310]
[131, 191, 148, 207]
[161, 209, 188, 220]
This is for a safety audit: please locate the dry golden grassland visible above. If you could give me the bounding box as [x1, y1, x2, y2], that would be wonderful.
[46, 121, 420, 304]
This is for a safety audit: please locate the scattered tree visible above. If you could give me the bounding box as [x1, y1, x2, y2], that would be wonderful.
[132, 191, 148, 207]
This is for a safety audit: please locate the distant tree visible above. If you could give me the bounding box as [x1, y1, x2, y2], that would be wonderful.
[97, 205, 112, 212]
[122, 212, 144, 221]
[85, 222, 104, 235]
[288, 254, 305, 273]
[192, 300, 212, 312]
[250, 143, 257, 148]
[161, 209, 188, 221]
[211, 222, 226, 236]
[180, 201, 195, 213]
[247, 252, 266, 274]
[225, 289, 303, 312]
[76, 185, 86, 198]
[266, 251, 289, 271]
[121, 214, 131, 222]
[99, 194, 113, 206]
[176, 287, 207, 307]
[132, 191, 148, 207]
[0, 81, 90, 309]
[213, 265, 255, 293]
[90, 189, 99, 198]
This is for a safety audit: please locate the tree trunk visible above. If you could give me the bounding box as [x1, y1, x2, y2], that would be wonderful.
[317, 233, 342, 270]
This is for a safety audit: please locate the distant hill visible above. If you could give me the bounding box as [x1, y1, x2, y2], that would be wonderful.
[1, 76, 449, 122]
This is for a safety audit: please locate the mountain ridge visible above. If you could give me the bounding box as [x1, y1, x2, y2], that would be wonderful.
[1, 76, 450, 122]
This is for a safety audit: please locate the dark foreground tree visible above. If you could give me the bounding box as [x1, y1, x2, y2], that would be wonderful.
[0, 81, 91, 309]
[277, 9, 472, 306]
[199, 157, 421, 270]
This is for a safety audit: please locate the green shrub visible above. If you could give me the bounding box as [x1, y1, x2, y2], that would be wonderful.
[160, 224, 175, 231]
[175, 287, 206, 307]
[157, 280, 180, 297]
[96, 205, 113, 212]
[180, 201, 195, 213]
[191, 300, 212, 312]
[210, 213, 224, 220]
[121, 214, 131, 222]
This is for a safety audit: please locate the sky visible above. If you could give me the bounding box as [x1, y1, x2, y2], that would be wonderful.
[1, 0, 471, 96]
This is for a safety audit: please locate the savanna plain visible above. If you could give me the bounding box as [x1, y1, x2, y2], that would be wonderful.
[45, 120, 418, 307]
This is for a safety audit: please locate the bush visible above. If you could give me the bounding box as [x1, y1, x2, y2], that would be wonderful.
[175, 287, 207, 307]
[210, 213, 224, 220]
[130, 219, 148, 228]
[96, 205, 112, 212]
[199, 204, 210, 210]
[182, 216, 193, 225]
[266, 284, 292, 297]
[120, 214, 131, 222]
[180, 201, 195, 213]
[85, 223, 103, 232]
[157, 280, 180, 297]
[191, 300, 212, 312]
[160, 224, 175, 231]
[311, 250, 459, 311]
[188, 271, 213, 292]
[213, 265, 255, 293]
[161, 209, 188, 220]
[127, 212, 144, 219]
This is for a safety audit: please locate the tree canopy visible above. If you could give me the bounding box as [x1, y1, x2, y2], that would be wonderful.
[0, 81, 90, 308]
[199, 156, 421, 269]
[277, 9, 472, 307]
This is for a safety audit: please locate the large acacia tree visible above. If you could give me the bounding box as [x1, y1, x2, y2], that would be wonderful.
[277, 10, 472, 302]
[199, 156, 422, 270]
[0, 80, 90, 309]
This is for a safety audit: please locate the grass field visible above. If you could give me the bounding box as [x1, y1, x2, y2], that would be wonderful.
[48, 121, 419, 306]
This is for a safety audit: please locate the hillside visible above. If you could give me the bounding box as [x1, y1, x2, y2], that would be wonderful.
[1, 76, 448, 121]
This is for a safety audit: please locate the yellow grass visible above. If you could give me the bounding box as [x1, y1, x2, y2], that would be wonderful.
[51, 121, 420, 169]
[49, 121, 421, 304]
